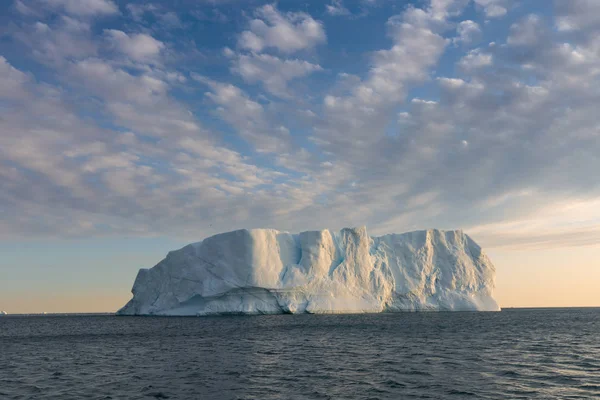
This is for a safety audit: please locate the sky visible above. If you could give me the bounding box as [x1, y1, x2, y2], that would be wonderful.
[0, 0, 599, 313]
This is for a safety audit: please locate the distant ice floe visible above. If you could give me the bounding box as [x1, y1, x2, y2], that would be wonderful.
[118, 227, 500, 316]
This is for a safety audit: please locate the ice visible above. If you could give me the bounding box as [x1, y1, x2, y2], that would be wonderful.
[118, 227, 500, 316]
[0, 311, 7, 315]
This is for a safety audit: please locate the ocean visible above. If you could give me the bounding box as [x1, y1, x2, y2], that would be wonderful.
[1, 308, 599, 399]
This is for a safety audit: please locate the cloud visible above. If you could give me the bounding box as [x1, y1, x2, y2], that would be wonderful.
[303, 2, 600, 248]
[231, 53, 322, 98]
[35, 0, 119, 17]
[454, 20, 482, 44]
[0, 56, 30, 98]
[125, 3, 158, 21]
[71, 59, 169, 103]
[3, 0, 600, 251]
[467, 198, 600, 249]
[104, 30, 165, 62]
[14, 0, 42, 16]
[12, 16, 97, 66]
[326, 0, 351, 16]
[319, 0, 459, 147]
[238, 4, 326, 53]
[428, 0, 470, 20]
[0, 56, 297, 239]
[555, 0, 600, 32]
[507, 14, 544, 47]
[195, 76, 292, 152]
[458, 48, 493, 70]
[3, 2, 317, 239]
[473, 0, 509, 18]
[125, 4, 185, 28]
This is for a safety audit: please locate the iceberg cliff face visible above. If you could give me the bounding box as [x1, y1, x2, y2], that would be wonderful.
[118, 227, 499, 316]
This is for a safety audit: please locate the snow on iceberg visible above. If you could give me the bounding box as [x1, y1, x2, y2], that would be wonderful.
[118, 227, 500, 316]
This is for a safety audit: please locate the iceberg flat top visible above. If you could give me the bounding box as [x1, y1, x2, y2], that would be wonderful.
[118, 227, 499, 316]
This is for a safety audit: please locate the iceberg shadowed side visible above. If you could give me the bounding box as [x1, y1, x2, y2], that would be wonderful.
[118, 227, 500, 316]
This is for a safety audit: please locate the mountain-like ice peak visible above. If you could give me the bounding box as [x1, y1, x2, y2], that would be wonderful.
[118, 227, 500, 316]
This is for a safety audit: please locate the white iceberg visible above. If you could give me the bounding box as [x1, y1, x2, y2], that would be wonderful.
[118, 227, 500, 316]
[0, 311, 7, 316]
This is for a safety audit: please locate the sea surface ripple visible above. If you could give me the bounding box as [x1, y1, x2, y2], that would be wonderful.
[1, 308, 599, 399]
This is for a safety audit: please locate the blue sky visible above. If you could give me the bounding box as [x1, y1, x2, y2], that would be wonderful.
[1, 0, 600, 311]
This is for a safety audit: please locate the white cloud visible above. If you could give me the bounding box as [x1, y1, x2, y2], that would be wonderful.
[467, 198, 600, 248]
[82, 152, 138, 173]
[454, 20, 481, 44]
[126, 3, 158, 21]
[473, 0, 508, 18]
[0, 56, 30, 98]
[14, 0, 42, 16]
[0, 56, 300, 239]
[428, 0, 470, 20]
[4, 0, 600, 252]
[507, 14, 544, 47]
[231, 53, 322, 97]
[326, 0, 351, 16]
[160, 12, 183, 28]
[320, 0, 458, 146]
[303, 5, 600, 248]
[555, 0, 600, 32]
[104, 30, 164, 62]
[72, 59, 168, 103]
[37, 0, 119, 17]
[458, 49, 493, 70]
[13, 16, 97, 66]
[195, 75, 291, 152]
[67, 58, 209, 142]
[125, 4, 183, 28]
[238, 4, 326, 53]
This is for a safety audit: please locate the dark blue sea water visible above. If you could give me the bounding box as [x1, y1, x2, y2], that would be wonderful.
[1, 309, 599, 399]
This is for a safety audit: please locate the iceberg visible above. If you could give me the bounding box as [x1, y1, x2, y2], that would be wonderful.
[118, 227, 500, 316]
[0, 311, 6, 316]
